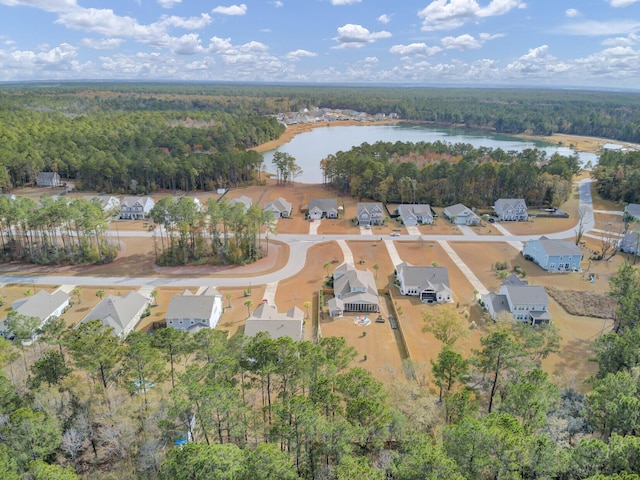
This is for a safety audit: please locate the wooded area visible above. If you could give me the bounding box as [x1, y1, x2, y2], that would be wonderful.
[592, 150, 640, 204]
[2, 262, 640, 479]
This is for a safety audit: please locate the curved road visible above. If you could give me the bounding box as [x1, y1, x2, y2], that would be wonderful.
[0, 179, 596, 288]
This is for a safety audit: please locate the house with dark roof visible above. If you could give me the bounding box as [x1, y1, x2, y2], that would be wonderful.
[166, 287, 223, 332]
[397, 204, 434, 226]
[494, 198, 528, 221]
[522, 236, 583, 272]
[444, 203, 480, 225]
[308, 198, 339, 220]
[120, 196, 155, 220]
[482, 274, 551, 325]
[244, 302, 304, 341]
[264, 197, 292, 218]
[620, 231, 640, 256]
[0, 290, 71, 340]
[396, 263, 452, 304]
[625, 204, 640, 221]
[328, 264, 379, 317]
[36, 171, 61, 187]
[356, 202, 384, 226]
[78, 291, 150, 337]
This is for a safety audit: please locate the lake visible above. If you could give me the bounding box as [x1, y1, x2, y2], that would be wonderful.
[261, 123, 598, 184]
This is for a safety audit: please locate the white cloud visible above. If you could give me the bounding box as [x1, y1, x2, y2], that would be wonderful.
[271, 0, 284, 6]
[608, 0, 639, 7]
[378, 14, 391, 24]
[171, 33, 204, 55]
[285, 49, 317, 61]
[418, 0, 527, 31]
[157, 0, 182, 8]
[158, 14, 211, 30]
[212, 4, 247, 15]
[333, 24, 391, 48]
[389, 42, 441, 56]
[558, 19, 640, 36]
[331, 0, 361, 4]
[565, 8, 579, 17]
[602, 33, 638, 46]
[80, 37, 124, 50]
[363, 56, 378, 63]
[0, 0, 76, 13]
[441, 32, 504, 49]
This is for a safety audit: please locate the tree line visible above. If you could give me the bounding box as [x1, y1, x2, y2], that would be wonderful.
[0, 196, 117, 265]
[150, 196, 274, 266]
[591, 150, 640, 204]
[321, 141, 579, 208]
[2, 263, 640, 479]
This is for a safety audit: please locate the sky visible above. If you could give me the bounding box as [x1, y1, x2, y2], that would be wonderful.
[0, 0, 639, 89]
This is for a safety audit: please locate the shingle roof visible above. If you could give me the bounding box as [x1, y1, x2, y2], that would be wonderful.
[166, 288, 221, 321]
[398, 264, 451, 293]
[264, 197, 292, 214]
[445, 203, 472, 216]
[333, 265, 379, 307]
[533, 237, 583, 256]
[11, 290, 70, 321]
[494, 198, 526, 213]
[121, 196, 154, 209]
[309, 198, 338, 212]
[245, 304, 304, 341]
[398, 204, 433, 219]
[626, 204, 640, 219]
[80, 291, 149, 336]
[504, 285, 549, 307]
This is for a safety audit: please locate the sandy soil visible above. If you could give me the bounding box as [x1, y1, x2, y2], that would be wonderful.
[513, 133, 638, 155]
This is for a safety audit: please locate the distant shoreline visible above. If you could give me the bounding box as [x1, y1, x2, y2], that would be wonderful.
[251, 119, 629, 156]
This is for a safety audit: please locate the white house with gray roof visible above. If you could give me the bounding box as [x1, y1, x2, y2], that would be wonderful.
[36, 171, 61, 187]
[482, 274, 551, 326]
[328, 263, 379, 317]
[396, 263, 452, 304]
[522, 236, 583, 272]
[264, 197, 292, 218]
[444, 203, 480, 225]
[308, 198, 339, 220]
[397, 204, 434, 226]
[494, 198, 528, 221]
[228, 195, 253, 213]
[244, 301, 304, 341]
[356, 202, 384, 226]
[120, 196, 155, 220]
[85, 195, 121, 215]
[78, 291, 150, 337]
[0, 290, 71, 340]
[166, 287, 223, 332]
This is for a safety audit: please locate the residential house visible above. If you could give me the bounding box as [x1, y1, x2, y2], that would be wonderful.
[36, 171, 61, 187]
[482, 274, 551, 325]
[396, 262, 452, 304]
[120, 196, 155, 220]
[620, 231, 640, 256]
[444, 203, 480, 225]
[308, 198, 339, 220]
[625, 204, 640, 221]
[228, 195, 252, 213]
[78, 291, 150, 337]
[244, 301, 304, 341]
[0, 290, 71, 340]
[356, 202, 384, 226]
[161, 196, 203, 222]
[84, 195, 121, 215]
[328, 263, 379, 317]
[494, 198, 528, 221]
[166, 287, 223, 332]
[264, 197, 292, 218]
[397, 204, 434, 226]
[522, 236, 583, 272]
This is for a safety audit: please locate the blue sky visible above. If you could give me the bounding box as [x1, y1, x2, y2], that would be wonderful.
[0, 0, 639, 89]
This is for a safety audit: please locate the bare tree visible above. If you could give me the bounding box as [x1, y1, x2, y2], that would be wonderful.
[599, 224, 624, 261]
[574, 206, 589, 246]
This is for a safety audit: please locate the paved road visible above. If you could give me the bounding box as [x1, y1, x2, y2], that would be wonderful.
[0, 180, 597, 289]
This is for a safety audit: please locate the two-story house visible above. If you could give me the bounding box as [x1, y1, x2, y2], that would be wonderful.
[356, 202, 384, 226]
[444, 203, 480, 226]
[244, 301, 304, 341]
[308, 198, 339, 220]
[327, 264, 379, 317]
[263, 197, 293, 218]
[165, 287, 223, 332]
[396, 262, 452, 303]
[482, 274, 551, 325]
[120, 196, 155, 220]
[494, 198, 528, 221]
[522, 236, 583, 272]
[397, 204, 434, 226]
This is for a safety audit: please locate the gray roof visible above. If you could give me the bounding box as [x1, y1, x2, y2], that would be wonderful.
[37, 172, 59, 184]
[445, 203, 473, 216]
[626, 204, 640, 219]
[621, 231, 640, 254]
[494, 198, 526, 212]
[309, 198, 338, 212]
[121, 196, 154, 209]
[264, 197, 292, 214]
[398, 204, 433, 219]
[245, 304, 304, 341]
[229, 195, 253, 210]
[398, 263, 451, 293]
[80, 291, 149, 336]
[84, 195, 120, 210]
[534, 237, 583, 256]
[504, 285, 549, 307]
[11, 290, 70, 321]
[357, 202, 383, 215]
[333, 265, 379, 306]
[485, 292, 511, 318]
[502, 273, 528, 286]
[166, 287, 221, 321]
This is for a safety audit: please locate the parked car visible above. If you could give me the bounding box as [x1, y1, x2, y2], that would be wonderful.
[390, 232, 400, 237]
